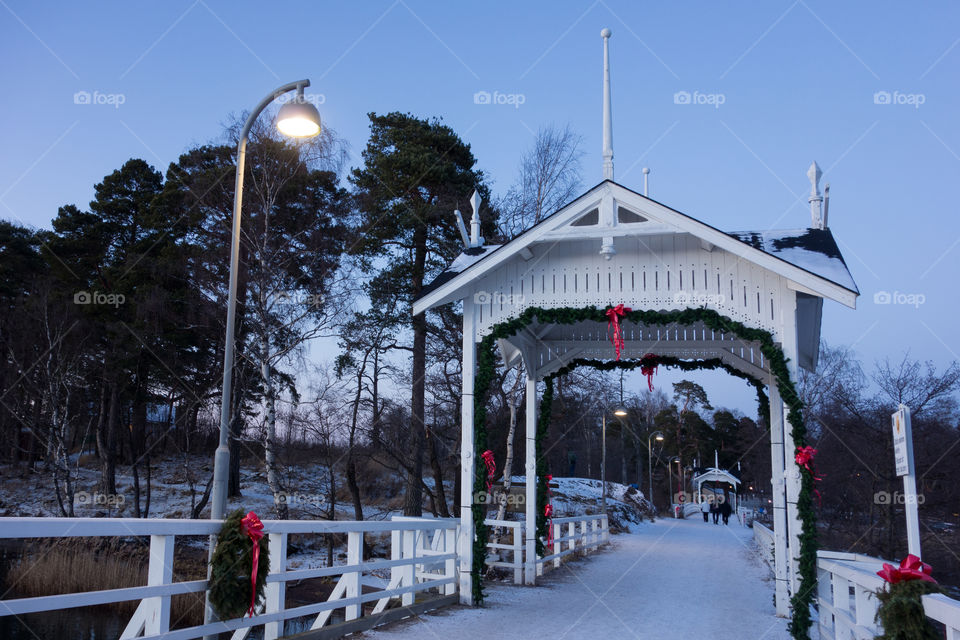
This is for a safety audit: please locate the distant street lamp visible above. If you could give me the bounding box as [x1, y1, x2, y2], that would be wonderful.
[647, 431, 664, 509]
[601, 406, 628, 517]
[206, 79, 320, 628]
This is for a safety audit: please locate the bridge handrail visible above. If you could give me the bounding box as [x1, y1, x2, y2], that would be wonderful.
[0, 516, 458, 640]
[484, 513, 608, 584]
[816, 549, 960, 639]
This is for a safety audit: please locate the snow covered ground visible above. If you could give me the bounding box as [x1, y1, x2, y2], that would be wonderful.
[368, 517, 789, 640]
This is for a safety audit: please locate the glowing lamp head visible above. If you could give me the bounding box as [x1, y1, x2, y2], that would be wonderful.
[655, 434, 664, 442]
[613, 406, 628, 417]
[276, 100, 321, 138]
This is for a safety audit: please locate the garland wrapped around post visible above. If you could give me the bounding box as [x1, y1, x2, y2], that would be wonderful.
[209, 509, 270, 620]
[470, 306, 815, 638]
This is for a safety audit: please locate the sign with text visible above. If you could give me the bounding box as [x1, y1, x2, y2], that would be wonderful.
[891, 405, 912, 477]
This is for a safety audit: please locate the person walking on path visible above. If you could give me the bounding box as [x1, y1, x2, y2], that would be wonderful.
[720, 499, 733, 525]
[700, 499, 710, 522]
[710, 500, 720, 524]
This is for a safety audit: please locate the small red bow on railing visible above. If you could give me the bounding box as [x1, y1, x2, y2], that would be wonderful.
[606, 304, 632, 360]
[481, 450, 496, 493]
[240, 511, 264, 617]
[545, 474, 553, 497]
[544, 503, 554, 551]
[877, 554, 937, 585]
[639, 353, 658, 391]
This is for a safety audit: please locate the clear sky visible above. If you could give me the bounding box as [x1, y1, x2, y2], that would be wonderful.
[2, 1, 958, 414]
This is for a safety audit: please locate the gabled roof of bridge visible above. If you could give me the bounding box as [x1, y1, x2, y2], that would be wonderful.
[413, 180, 858, 315]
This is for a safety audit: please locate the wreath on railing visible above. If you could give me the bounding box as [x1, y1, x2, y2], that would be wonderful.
[874, 555, 941, 639]
[209, 509, 270, 620]
[471, 306, 818, 639]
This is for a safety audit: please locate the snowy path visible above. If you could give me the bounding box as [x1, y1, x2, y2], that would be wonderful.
[367, 517, 790, 640]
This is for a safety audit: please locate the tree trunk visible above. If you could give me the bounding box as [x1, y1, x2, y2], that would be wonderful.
[262, 354, 287, 520]
[428, 428, 450, 517]
[99, 381, 119, 496]
[403, 225, 428, 516]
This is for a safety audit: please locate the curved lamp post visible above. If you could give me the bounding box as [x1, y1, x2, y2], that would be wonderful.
[601, 406, 628, 517]
[210, 79, 321, 522]
[647, 430, 664, 509]
[206, 80, 320, 630]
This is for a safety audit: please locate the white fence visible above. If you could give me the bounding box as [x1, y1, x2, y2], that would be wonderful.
[817, 549, 960, 639]
[484, 513, 609, 584]
[0, 516, 458, 640]
[752, 522, 775, 572]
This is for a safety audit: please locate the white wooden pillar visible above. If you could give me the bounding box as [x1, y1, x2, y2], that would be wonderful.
[524, 374, 538, 585]
[779, 289, 804, 598]
[769, 382, 791, 617]
[459, 298, 477, 604]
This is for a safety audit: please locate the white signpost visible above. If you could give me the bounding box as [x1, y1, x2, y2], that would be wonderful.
[891, 404, 921, 556]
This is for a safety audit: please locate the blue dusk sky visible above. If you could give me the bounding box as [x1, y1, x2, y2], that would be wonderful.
[1, 1, 958, 414]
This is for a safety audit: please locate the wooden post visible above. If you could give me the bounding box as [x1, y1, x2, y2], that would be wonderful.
[459, 298, 477, 604]
[512, 522, 523, 584]
[568, 522, 576, 557]
[346, 531, 363, 620]
[400, 529, 415, 607]
[524, 374, 538, 585]
[144, 534, 173, 635]
[779, 289, 804, 598]
[264, 532, 288, 640]
[553, 523, 561, 568]
[444, 525, 457, 596]
[769, 382, 790, 617]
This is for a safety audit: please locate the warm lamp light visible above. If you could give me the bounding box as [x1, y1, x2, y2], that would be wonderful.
[276, 100, 321, 137]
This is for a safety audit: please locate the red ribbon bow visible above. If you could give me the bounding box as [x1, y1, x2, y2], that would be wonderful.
[240, 511, 264, 617]
[481, 450, 496, 493]
[606, 304, 632, 360]
[877, 554, 937, 585]
[544, 503, 554, 551]
[794, 446, 824, 506]
[639, 353, 658, 391]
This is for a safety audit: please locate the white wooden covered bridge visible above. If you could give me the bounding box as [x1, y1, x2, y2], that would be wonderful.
[413, 29, 858, 620]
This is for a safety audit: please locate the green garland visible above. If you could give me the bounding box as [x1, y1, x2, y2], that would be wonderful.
[209, 509, 270, 620]
[875, 580, 941, 639]
[470, 306, 817, 639]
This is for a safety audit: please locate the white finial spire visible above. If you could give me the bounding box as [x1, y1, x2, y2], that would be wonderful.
[807, 161, 824, 229]
[642, 167, 650, 196]
[601, 28, 614, 181]
[469, 189, 483, 247]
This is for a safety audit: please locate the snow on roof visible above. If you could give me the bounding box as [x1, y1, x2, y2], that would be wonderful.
[420, 244, 501, 297]
[726, 228, 858, 294]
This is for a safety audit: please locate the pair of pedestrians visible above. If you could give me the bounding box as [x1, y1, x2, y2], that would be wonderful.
[700, 498, 732, 525]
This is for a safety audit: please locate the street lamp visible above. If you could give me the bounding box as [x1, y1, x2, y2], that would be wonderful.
[210, 79, 321, 523]
[647, 431, 664, 509]
[601, 406, 628, 517]
[667, 456, 679, 509]
[207, 79, 320, 627]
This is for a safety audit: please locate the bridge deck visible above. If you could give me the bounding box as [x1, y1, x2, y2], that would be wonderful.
[369, 517, 790, 640]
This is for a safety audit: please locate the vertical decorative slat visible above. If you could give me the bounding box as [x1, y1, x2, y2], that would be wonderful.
[144, 534, 174, 635]
[345, 531, 364, 620]
[264, 532, 288, 640]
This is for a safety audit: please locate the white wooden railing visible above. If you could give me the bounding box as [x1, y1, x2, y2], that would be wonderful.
[484, 514, 609, 584]
[752, 521, 775, 572]
[0, 516, 458, 640]
[817, 549, 960, 639]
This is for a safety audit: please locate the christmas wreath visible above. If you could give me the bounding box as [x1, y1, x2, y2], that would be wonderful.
[209, 509, 270, 620]
[874, 555, 941, 639]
